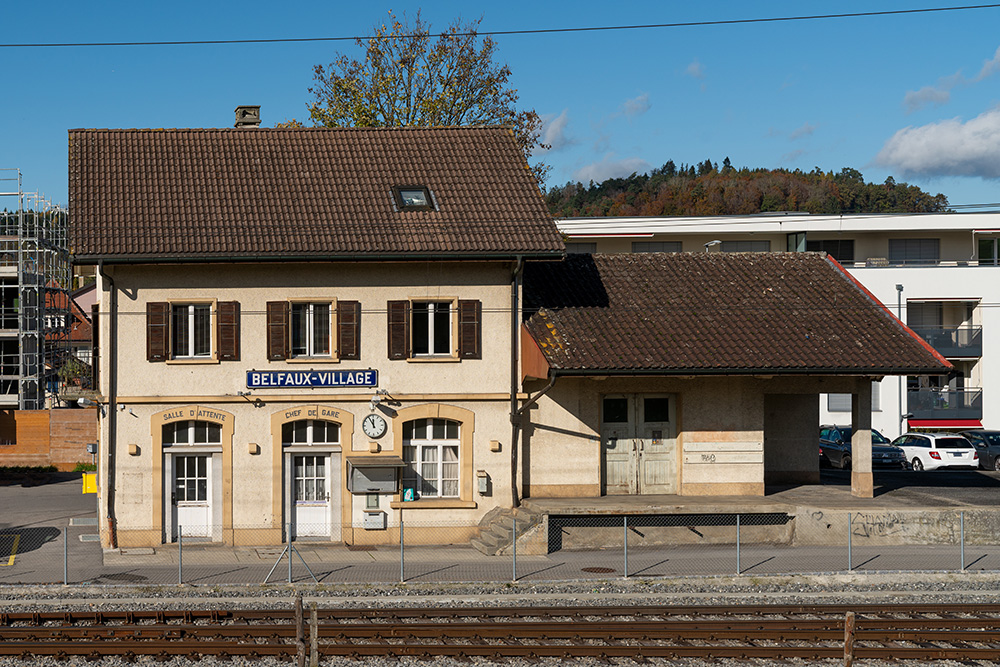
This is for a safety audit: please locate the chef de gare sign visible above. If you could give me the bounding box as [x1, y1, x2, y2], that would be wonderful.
[246, 370, 378, 389]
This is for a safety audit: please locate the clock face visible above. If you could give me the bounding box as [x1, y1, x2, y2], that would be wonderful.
[362, 413, 387, 439]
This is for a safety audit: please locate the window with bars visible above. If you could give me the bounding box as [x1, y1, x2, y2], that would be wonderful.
[402, 418, 460, 498]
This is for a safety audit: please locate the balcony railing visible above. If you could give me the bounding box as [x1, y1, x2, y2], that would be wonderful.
[910, 325, 983, 358]
[907, 388, 983, 421]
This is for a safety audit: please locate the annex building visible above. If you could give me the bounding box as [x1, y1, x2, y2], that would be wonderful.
[71, 120, 948, 549]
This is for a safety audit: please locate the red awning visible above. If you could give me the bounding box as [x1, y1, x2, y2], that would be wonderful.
[908, 419, 982, 429]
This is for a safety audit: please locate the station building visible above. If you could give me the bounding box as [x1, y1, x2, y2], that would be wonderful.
[70, 121, 949, 549]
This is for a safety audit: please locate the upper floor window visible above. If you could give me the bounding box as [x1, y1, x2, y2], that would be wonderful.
[978, 238, 999, 266]
[565, 242, 597, 254]
[807, 239, 855, 263]
[266, 300, 360, 362]
[290, 302, 331, 358]
[147, 301, 240, 363]
[889, 238, 939, 265]
[721, 240, 770, 253]
[412, 302, 451, 356]
[163, 420, 222, 445]
[388, 299, 481, 361]
[632, 241, 682, 253]
[172, 304, 211, 358]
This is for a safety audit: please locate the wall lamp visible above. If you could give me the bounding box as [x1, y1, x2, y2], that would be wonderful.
[704, 240, 722, 251]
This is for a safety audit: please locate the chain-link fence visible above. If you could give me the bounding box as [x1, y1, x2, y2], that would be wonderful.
[4, 509, 1000, 586]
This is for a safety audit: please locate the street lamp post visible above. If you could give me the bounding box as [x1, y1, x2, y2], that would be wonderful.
[896, 284, 905, 435]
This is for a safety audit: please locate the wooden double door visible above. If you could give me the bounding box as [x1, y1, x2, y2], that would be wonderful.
[601, 394, 677, 495]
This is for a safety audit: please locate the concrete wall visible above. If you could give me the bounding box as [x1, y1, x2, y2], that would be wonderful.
[0, 408, 98, 470]
[764, 394, 820, 485]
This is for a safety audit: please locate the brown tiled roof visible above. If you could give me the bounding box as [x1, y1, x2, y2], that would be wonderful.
[69, 126, 563, 261]
[523, 252, 951, 375]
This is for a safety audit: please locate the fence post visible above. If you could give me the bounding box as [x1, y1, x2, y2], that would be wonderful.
[960, 511, 965, 572]
[399, 508, 405, 584]
[309, 602, 318, 667]
[736, 514, 741, 575]
[844, 611, 856, 667]
[623, 515, 628, 579]
[512, 513, 517, 583]
[63, 526, 68, 586]
[847, 512, 852, 571]
[287, 523, 293, 584]
[178, 526, 183, 585]
[295, 594, 305, 667]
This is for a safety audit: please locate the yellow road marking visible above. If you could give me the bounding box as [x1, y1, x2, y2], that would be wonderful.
[0, 534, 19, 566]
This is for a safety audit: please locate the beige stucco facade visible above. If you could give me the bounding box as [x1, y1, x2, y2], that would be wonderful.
[521, 375, 873, 499]
[95, 261, 521, 547]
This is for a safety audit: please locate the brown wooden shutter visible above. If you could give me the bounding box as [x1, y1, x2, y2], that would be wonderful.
[266, 301, 289, 360]
[217, 301, 240, 361]
[458, 300, 482, 359]
[146, 302, 169, 362]
[387, 300, 410, 360]
[337, 301, 361, 360]
[90, 303, 99, 389]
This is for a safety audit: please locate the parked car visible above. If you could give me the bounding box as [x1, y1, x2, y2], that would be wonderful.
[819, 425, 907, 470]
[958, 430, 1000, 471]
[891, 432, 978, 471]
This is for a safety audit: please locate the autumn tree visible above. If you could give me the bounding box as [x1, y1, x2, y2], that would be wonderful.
[295, 11, 548, 184]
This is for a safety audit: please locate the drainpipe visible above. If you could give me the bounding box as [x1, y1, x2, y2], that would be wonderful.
[510, 256, 524, 508]
[98, 262, 117, 548]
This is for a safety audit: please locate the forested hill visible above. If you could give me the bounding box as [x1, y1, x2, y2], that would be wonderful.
[545, 160, 950, 218]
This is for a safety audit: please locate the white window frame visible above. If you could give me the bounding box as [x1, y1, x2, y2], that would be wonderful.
[411, 300, 455, 357]
[282, 419, 341, 447]
[171, 302, 214, 359]
[402, 418, 460, 499]
[289, 301, 334, 358]
[164, 420, 223, 446]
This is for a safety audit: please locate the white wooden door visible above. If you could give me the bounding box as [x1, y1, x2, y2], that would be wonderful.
[292, 454, 330, 537]
[602, 395, 677, 495]
[174, 455, 211, 538]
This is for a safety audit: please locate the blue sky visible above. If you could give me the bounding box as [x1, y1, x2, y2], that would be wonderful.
[2, 1, 1000, 208]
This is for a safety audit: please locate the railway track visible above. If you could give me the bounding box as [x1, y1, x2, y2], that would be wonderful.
[2, 602, 1000, 661]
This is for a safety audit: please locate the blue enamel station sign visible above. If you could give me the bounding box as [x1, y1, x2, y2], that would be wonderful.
[246, 370, 378, 389]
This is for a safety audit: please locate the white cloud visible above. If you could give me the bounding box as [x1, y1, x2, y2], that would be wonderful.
[685, 59, 705, 80]
[789, 123, 817, 141]
[904, 46, 1000, 113]
[538, 109, 572, 152]
[782, 149, 807, 163]
[904, 86, 951, 114]
[621, 93, 651, 118]
[573, 156, 652, 184]
[874, 107, 1000, 179]
[975, 45, 1000, 81]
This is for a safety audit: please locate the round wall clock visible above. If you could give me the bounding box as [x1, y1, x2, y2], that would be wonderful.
[362, 413, 387, 439]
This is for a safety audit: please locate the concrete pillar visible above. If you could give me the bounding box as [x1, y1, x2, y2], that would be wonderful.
[851, 380, 873, 498]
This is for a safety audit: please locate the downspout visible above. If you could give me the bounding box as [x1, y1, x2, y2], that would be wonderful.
[98, 262, 117, 548]
[509, 256, 524, 508]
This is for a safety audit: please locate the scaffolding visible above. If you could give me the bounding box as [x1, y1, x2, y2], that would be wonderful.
[0, 169, 70, 410]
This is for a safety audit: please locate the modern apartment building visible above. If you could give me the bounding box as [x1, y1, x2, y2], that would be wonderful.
[557, 212, 1000, 438]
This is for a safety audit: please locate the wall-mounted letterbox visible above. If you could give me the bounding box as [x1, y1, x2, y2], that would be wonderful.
[346, 456, 404, 494]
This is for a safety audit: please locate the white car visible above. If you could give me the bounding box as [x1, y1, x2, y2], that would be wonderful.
[891, 432, 978, 471]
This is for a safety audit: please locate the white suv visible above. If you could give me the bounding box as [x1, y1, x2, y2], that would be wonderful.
[891, 432, 978, 471]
